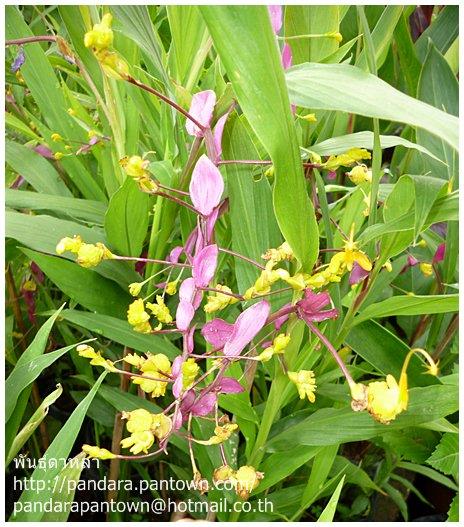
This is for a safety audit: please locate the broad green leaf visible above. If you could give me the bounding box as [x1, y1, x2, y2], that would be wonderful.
[415, 5, 459, 62]
[284, 6, 340, 64]
[104, 177, 150, 256]
[6, 141, 72, 197]
[201, 6, 319, 272]
[426, 433, 458, 478]
[356, 6, 403, 71]
[447, 494, 459, 521]
[41, 452, 87, 522]
[331, 456, 383, 493]
[57, 309, 179, 358]
[317, 475, 345, 522]
[6, 340, 90, 422]
[267, 384, 457, 451]
[286, 62, 458, 150]
[10, 372, 107, 521]
[223, 115, 281, 291]
[346, 320, 436, 386]
[309, 131, 443, 163]
[397, 461, 458, 491]
[6, 189, 106, 225]
[6, 384, 63, 466]
[383, 481, 408, 521]
[416, 42, 458, 182]
[354, 294, 458, 325]
[6, 211, 139, 286]
[23, 249, 131, 318]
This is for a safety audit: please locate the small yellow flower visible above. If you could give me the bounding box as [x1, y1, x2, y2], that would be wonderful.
[383, 260, 393, 272]
[416, 239, 427, 248]
[56, 235, 83, 255]
[127, 299, 150, 327]
[419, 262, 433, 277]
[67, 108, 76, 116]
[257, 333, 290, 362]
[234, 466, 264, 500]
[165, 281, 177, 295]
[323, 148, 371, 171]
[349, 382, 368, 412]
[123, 353, 146, 368]
[288, 370, 317, 403]
[146, 295, 173, 325]
[120, 430, 154, 455]
[282, 272, 307, 291]
[213, 465, 235, 484]
[84, 13, 114, 51]
[119, 155, 149, 179]
[88, 129, 97, 139]
[181, 358, 199, 389]
[82, 444, 115, 460]
[54, 152, 65, 160]
[243, 261, 289, 299]
[76, 243, 105, 268]
[97, 49, 130, 81]
[128, 282, 143, 297]
[327, 31, 343, 43]
[51, 133, 63, 142]
[264, 166, 275, 178]
[301, 113, 317, 123]
[262, 241, 294, 263]
[328, 224, 372, 274]
[348, 164, 372, 185]
[204, 284, 238, 313]
[77, 344, 117, 372]
[151, 413, 172, 440]
[193, 423, 239, 446]
[22, 280, 36, 292]
[120, 409, 171, 454]
[132, 353, 171, 398]
[366, 374, 404, 424]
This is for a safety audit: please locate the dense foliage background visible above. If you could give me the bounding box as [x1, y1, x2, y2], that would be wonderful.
[5, 5, 458, 522]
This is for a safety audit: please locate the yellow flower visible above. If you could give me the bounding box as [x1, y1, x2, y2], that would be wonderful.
[146, 295, 173, 325]
[328, 224, 372, 274]
[67, 108, 76, 116]
[204, 284, 238, 313]
[305, 267, 341, 289]
[84, 13, 114, 51]
[193, 423, 239, 446]
[181, 358, 199, 389]
[165, 281, 177, 295]
[127, 299, 150, 327]
[54, 152, 64, 160]
[120, 430, 154, 455]
[77, 344, 117, 372]
[383, 260, 393, 272]
[123, 353, 146, 368]
[22, 280, 36, 292]
[51, 133, 63, 142]
[132, 353, 171, 398]
[119, 155, 149, 179]
[213, 465, 235, 484]
[262, 241, 294, 263]
[323, 148, 371, 171]
[123, 408, 154, 433]
[349, 382, 368, 412]
[243, 262, 289, 299]
[306, 150, 322, 165]
[301, 113, 317, 123]
[82, 444, 116, 460]
[348, 164, 372, 185]
[327, 31, 343, 43]
[234, 466, 264, 500]
[288, 370, 317, 403]
[97, 49, 130, 81]
[128, 282, 143, 297]
[417, 239, 427, 248]
[151, 413, 172, 440]
[420, 262, 433, 277]
[257, 333, 290, 362]
[76, 243, 105, 268]
[282, 272, 307, 291]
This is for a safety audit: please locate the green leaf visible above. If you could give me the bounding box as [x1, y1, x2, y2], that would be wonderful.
[286, 62, 458, 150]
[10, 372, 107, 521]
[58, 309, 180, 358]
[6, 189, 106, 225]
[201, 6, 319, 272]
[267, 384, 458, 451]
[416, 41, 458, 182]
[6, 340, 90, 422]
[41, 452, 87, 522]
[397, 461, 458, 491]
[6, 211, 139, 286]
[309, 131, 443, 163]
[6, 141, 72, 197]
[317, 475, 345, 522]
[105, 177, 150, 256]
[415, 5, 459, 61]
[447, 493, 459, 522]
[23, 249, 131, 318]
[426, 433, 458, 478]
[6, 384, 63, 466]
[354, 294, 458, 325]
[284, 6, 341, 64]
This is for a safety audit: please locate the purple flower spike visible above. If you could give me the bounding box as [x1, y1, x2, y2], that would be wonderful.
[433, 243, 446, 264]
[193, 244, 218, 288]
[172, 356, 184, 398]
[407, 255, 419, 267]
[33, 144, 54, 159]
[186, 90, 216, 137]
[11, 47, 25, 73]
[202, 318, 235, 348]
[296, 289, 338, 324]
[189, 155, 224, 217]
[217, 377, 244, 394]
[268, 5, 283, 34]
[223, 300, 271, 357]
[176, 300, 195, 332]
[213, 111, 231, 163]
[349, 262, 370, 285]
[281, 43, 293, 70]
[168, 246, 183, 264]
